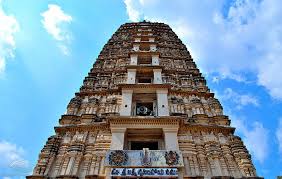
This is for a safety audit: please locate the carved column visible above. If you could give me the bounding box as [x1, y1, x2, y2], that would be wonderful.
[65, 156, 75, 175]
[157, 89, 169, 116]
[120, 89, 133, 116]
[127, 69, 136, 84]
[94, 156, 101, 174]
[130, 54, 138, 65]
[163, 128, 179, 150]
[81, 155, 92, 177]
[60, 156, 70, 175]
[193, 155, 201, 176]
[153, 69, 162, 84]
[89, 155, 97, 175]
[99, 156, 106, 175]
[52, 155, 64, 177]
[189, 155, 196, 176]
[110, 128, 126, 150]
[152, 54, 159, 65]
[72, 154, 82, 175]
[183, 154, 192, 176]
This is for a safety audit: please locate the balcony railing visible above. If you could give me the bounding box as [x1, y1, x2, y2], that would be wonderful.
[105, 150, 183, 167]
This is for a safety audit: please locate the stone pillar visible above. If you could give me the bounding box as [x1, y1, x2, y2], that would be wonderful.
[52, 155, 64, 177]
[183, 155, 192, 176]
[152, 55, 159, 65]
[81, 155, 92, 177]
[133, 44, 140, 51]
[153, 69, 162, 84]
[120, 89, 133, 116]
[94, 156, 101, 174]
[99, 156, 106, 175]
[163, 128, 179, 150]
[219, 157, 229, 176]
[135, 38, 141, 42]
[66, 156, 75, 175]
[110, 128, 126, 150]
[193, 155, 200, 176]
[157, 89, 169, 116]
[127, 69, 136, 84]
[89, 155, 97, 175]
[44, 155, 55, 175]
[130, 54, 138, 65]
[214, 158, 223, 176]
[72, 155, 82, 175]
[149, 37, 155, 42]
[60, 156, 70, 175]
[150, 44, 157, 51]
[190, 155, 197, 176]
[105, 168, 111, 179]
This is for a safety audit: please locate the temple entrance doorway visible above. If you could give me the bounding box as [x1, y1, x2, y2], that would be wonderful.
[130, 141, 158, 150]
[125, 128, 164, 150]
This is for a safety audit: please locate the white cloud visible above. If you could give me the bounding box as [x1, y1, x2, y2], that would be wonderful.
[0, 141, 28, 168]
[58, 44, 70, 56]
[257, 46, 282, 100]
[41, 4, 72, 55]
[276, 118, 282, 154]
[0, 0, 19, 75]
[124, 0, 142, 22]
[218, 88, 259, 109]
[0, 141, 30, 178]
[232, 117, 269, 163]
[123, 0, 282, 100]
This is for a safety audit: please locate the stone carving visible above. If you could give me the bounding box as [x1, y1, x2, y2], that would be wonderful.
[165, 151, 179, 166]
[63, 132, 72, 144]
[72, 131, 87, 143]
[87, 132, 97, 144]
[136, 105, 153, 116]
[142, 148, 151, 166]
[109, 150, 128, 166]
[89, 96, 99, 104]
[106, 96, 117, 104]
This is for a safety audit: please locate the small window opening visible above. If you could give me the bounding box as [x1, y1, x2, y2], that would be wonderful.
[131, 141, 158, 150]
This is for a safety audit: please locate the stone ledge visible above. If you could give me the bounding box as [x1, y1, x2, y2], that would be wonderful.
[184, 176, 264, 179]
[56, 175, 79, 179]
[184, 176, 204, 179]
[211, 176, 234, 179]
[118, 83, 171, 90]
[85, 175, 105, 179]
[85, 175, 98, 179]
[26, 176, 48, 179]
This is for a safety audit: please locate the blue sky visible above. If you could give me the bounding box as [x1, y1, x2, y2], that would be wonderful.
[0, 0, 281, 178]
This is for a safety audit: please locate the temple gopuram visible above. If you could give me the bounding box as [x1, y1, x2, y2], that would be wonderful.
[27, 21, 262, 179]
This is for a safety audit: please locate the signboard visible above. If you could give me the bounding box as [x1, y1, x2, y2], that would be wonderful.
[105, 149, 184, 167]
[111, 168, 178, 177]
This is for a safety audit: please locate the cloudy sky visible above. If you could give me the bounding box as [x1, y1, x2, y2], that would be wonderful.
[0, 0, 281, 178]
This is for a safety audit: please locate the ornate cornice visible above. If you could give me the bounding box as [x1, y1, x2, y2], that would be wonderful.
[179, 124, 235, 135]
[126, 65, 163, 71]
[54, 123, 109, 134]
[108, 116, 181, 129]
[118, 83, 171, 90]
[168, 91, 214, 98]
[129, 51, 160, 56]
[75, 90, 121, 97]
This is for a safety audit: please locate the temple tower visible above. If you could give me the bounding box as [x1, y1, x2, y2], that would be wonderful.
[27, 21, 262, 179]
